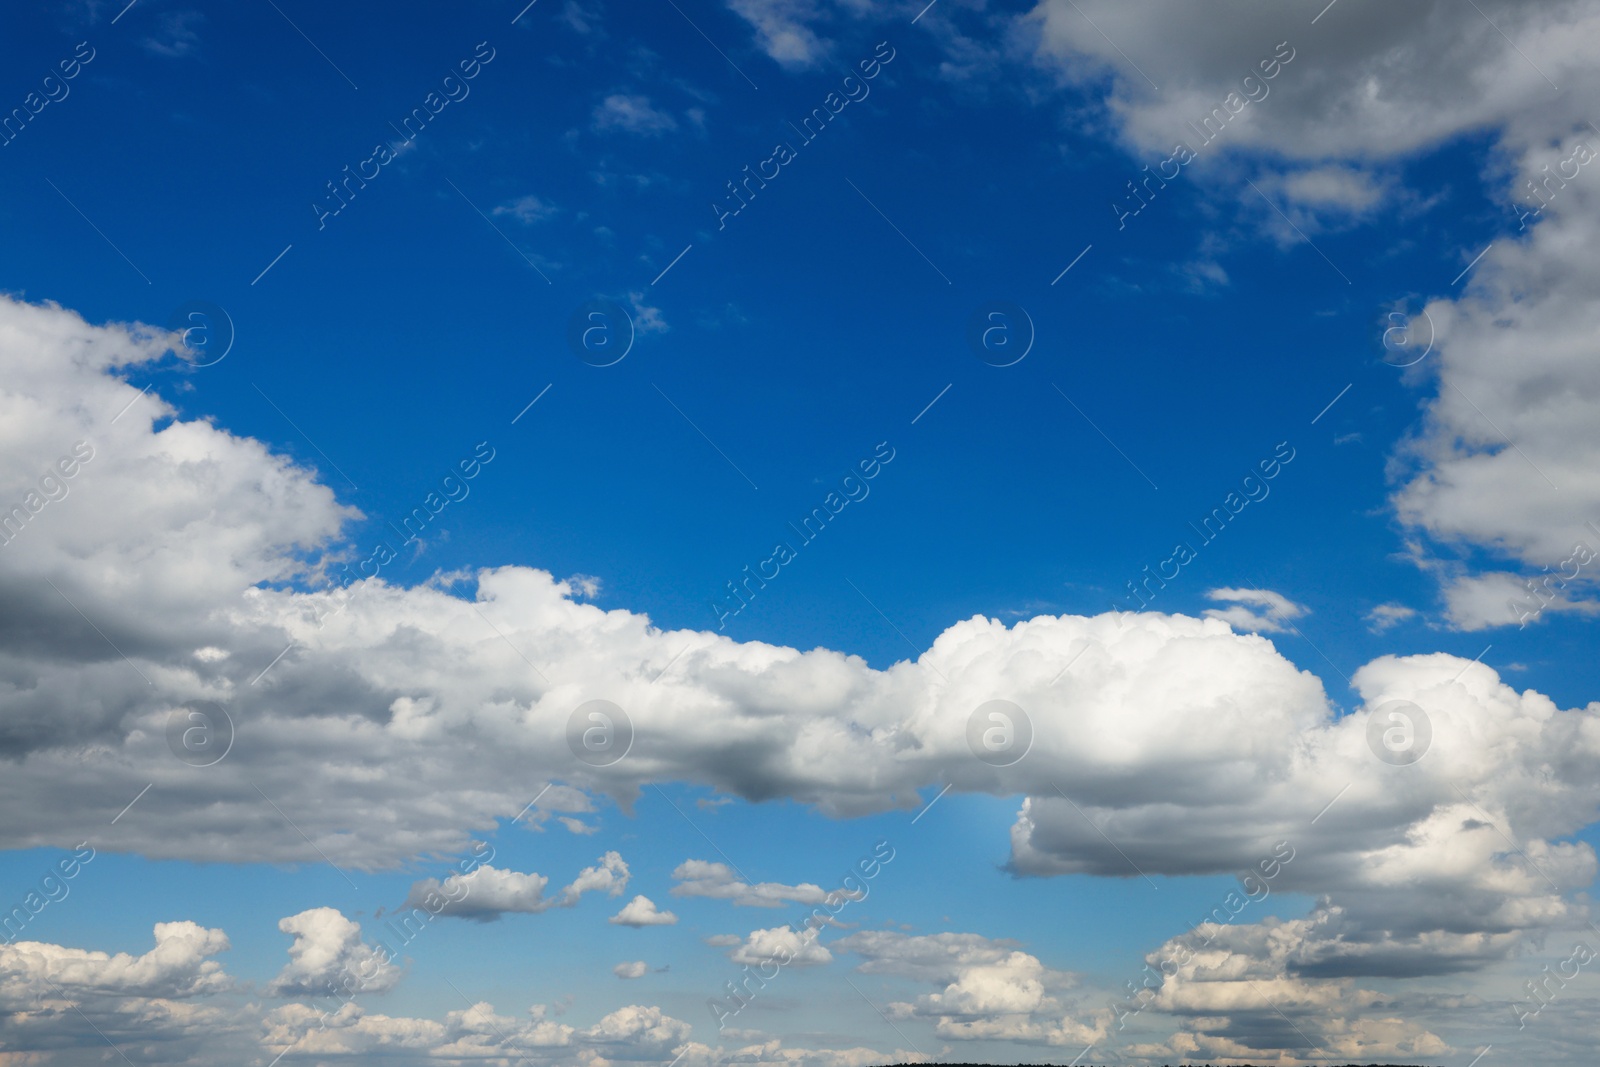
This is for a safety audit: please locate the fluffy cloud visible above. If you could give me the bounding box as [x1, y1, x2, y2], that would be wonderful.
[835, 931, 1104, 1047]
[614, 960, 649, 979]
[1202, 587, 1308, 633]
[726, 0, 829, 68]
[1365, 602, 1419, 633]
[729, 926, 833, 968]
[2, 291, 1600, 1062]
[1, 921, 231, 1001]
[670, 860, 841, 908]
[402, 853, 628, 921]
[1127, 916, 1455, 1064]
[611, 895, 679, 927]
[1013, 0, 1600, 622]
[266, 908, 400, 997]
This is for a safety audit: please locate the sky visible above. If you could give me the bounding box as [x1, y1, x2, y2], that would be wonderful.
[1, 0, 1599, 1064]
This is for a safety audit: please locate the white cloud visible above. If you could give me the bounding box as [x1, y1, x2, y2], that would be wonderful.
[1202, 586, 1308, 633]
[1366, 602, 1419, 633]
[670, 859, 838, 908]
[834, 930, 1104, 1047]
[592, 93, 678, 136]
[611, 895, 679, 927]
[1, 920, 231, 1000]
[1442, 569, 1600, 631]
[614, 960, 649, 979]
[493, 194, 557, 224]
[1013, 0, 1600, 623]
[402, 853, 628, 921]
[729, 925, 833, 968]
[266, 908, 400, 998]
[725, 0, 828, 68]
[2, 293, 1600, 1061]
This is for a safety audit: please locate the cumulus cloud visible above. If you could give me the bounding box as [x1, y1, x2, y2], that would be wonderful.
[611, 895, 679, 927]
[1127, 915, 1454, 1064]
[729, 925, 833, 968]
[614, 960, 649, 979]
[1366, 602, 1419, 633]
[1, 921, 231, 1000]
[670, 860, 841, 908]
[403, 853, 628, 921]
[1202, 586, 1308, 633]
[835, 930, 1104, 1047]
[1014, 0, 1600, 622]
[266, 908, 400, 997]
[2, 290, 1600, 1062]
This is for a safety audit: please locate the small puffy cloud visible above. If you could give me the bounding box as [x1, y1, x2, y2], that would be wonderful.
[561, 851, 630, 901]
[1203, 587, 1308, 633]
[492, 194, 557, 224]
[614, 960, 649, 979]
[834, 930, 1101, 1047]
[1280, 165, 1389, 212]
[592, 93, 677, 136]
[401, 853, 627, 921]
[627, 290, 669, 334]
[564, 573, 602, 599]
[727, 0, 827, 68]
[1366, 602, 1419, 633]
[611, 895, 678, 927]
[729, 925, 832, 968]
[582, 1003, 691, 1057]
[670, 859, 836, 908]
[266, 908, 399, 997]
[403, 865, 550, 920]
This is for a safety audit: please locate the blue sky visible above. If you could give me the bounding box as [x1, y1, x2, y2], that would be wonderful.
[2, 1, 1600, 1065]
